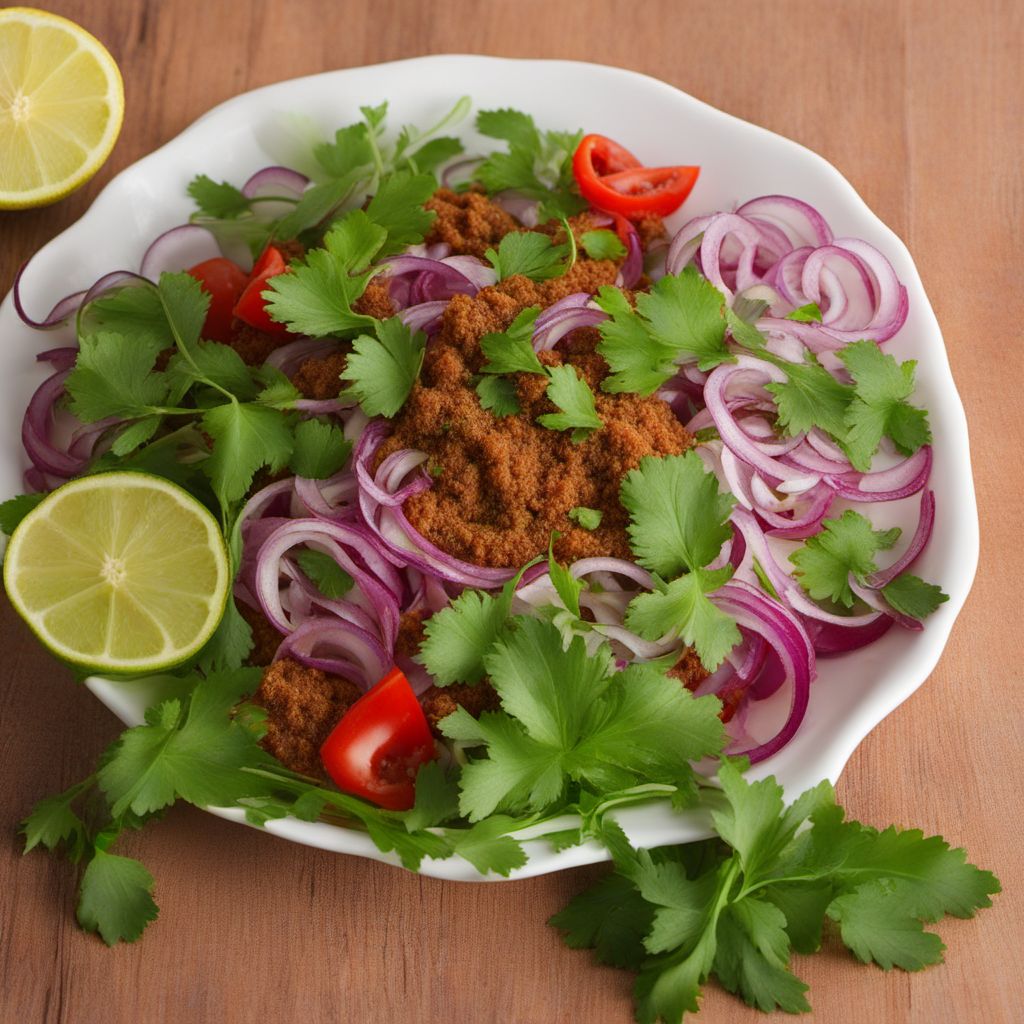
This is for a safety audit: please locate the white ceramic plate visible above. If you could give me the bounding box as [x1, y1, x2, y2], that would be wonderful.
[0, 56, 978, 880]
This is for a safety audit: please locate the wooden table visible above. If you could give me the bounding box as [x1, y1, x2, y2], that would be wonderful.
[1, 1, 1020, 1021]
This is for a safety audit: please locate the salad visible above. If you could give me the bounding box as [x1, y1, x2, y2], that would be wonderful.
[4, 98, 996, 1022]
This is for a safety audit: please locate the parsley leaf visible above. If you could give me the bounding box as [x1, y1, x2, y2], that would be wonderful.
[838, 341, 932, 471]
[339, 316, 426, 416]
[289, 419, 352, 479]
[537, 364, 604, 442]
[486, 232, 569, 282]
[569, 506, 602, 530]
[295, 549, 354, 599]
[479, 307, 545, 374]
[620, 452, 735, 577]
[597, 269, 731, 394]
[263, 211, 386, 336]
[581, 228, 627, 261]
[201, 401, 294, 508]
[77, 850, 159, 946]
[625, 568, 741, 671]
[186, 175, 251, 219]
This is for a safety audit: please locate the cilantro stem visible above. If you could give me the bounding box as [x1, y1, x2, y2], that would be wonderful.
[559, 216, 578, 274]
[155, 286, 236, 402]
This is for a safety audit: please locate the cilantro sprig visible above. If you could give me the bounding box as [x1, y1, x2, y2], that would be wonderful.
[620, 453, 741, 670]
[552, 762, 999, 1023]
[474, 309, 604, 439]
[789, 509, 948, 619]
[474, 108, 587, 221]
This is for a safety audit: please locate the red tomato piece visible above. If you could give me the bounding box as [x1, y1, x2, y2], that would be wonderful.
[186, 257, 248, 342]
[232, 244, 291, 336]
[320, 667, 437, 811]
[573, 133, 700, 221]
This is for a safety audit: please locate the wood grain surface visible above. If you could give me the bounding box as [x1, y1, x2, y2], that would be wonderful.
[1, 1, 1021, 1022]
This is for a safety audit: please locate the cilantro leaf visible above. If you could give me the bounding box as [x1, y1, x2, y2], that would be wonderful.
[201, 401, 294, 507]
[295, 548, 354, 599]
[581, 228, 627, 261]
[569, 506, 602, 530]
[714, 899, 811, 1012]
[165, 340, 257, 400]
[620, 452, 735, 577]
[486, 232, 569, 282]
[838, 341, 931, 470]
[479, 307, 545, 375]
[196, 597, 254, 674]
[598, 269, 730, 394]
[828, 880, 945, 970]
[97, 669, 272, 817]
[765, 353, 854, 438]
[65, 331, 169, 423]
[110, 416, 162, 457]
[536, 364, 603, 441]
[447, 618, 722, 820]
[21, 781, 89, 857]
[187, 175, 251, 219]
[289, 419, 352, 479]
[365, 170, 437, 255]
[312, 121, 375, 178]
[339, 316, 425, 417]
[881, 573, 949, 619]
[548, 536, 583, 617]
[419, 588, 513, 686]
[625, 569, 740, 671]
[76, 849, 159, 945]
[79, 281, 176, 355]
[475, 374, 521, 416]
[789, 509, 895, 607]
[447, 816, 529, 877]
[0, 492, 46, 535]
[550, 871, 653, 969]
[157, 271, 210, 352]
[475, 109, 586, 221]
[405, 760, 461, 830]
[786, 302, 823, 322]
[786, 509, 948, 613]
[264, 211, 386, 336]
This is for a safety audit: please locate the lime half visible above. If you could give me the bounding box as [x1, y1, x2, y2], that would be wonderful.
[4, 473, 229, 672]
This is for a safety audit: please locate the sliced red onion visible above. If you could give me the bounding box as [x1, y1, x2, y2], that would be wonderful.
[36, 347, 79, 371]
[294, 472, 359, 522]
[441, 156, 483, 189]
[533, 305, 607, 351]
[399, 300, 448, 335]
[826, 446, 932, 502]
[255, 519, 403, 648]
[735, 195, 833, 248]
[139, 224, 222, 279]
[275, 618, 389, 689]
[241, 165, 310, 200]
[666, 215, 714, 274]
[264, 338, 340, 375]
[354, 422, 514, 589]
[13, 261, 87, 329]
[756, 482, 835, 539]
[615, 220, 643, 289]
[704, 357, 818, 486]
[21, 369, 89, 478]
[441, 255, 498, 291]
[810, 615, 894, 656]
[293, 398, 350, 415]
[868, 490, 936, 587]
[568, 557, 657, 591]
[492, 191, 540, 226]
[710, 580, 815, 763]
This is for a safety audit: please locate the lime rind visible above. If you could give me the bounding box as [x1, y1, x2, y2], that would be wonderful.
[3, 472, 230, 673]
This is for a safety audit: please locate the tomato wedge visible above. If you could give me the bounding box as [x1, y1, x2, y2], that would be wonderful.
[573, 133, 699, 220]
[320, 667, 436, 811]
[232, 244, 291, 336]
[187, 257, 248, 342]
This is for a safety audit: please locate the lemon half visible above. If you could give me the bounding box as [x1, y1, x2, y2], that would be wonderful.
[0, 7, 124, 209]
[4, 473, 230, 673]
